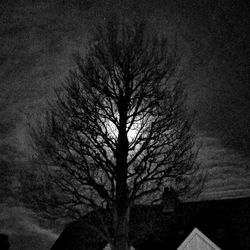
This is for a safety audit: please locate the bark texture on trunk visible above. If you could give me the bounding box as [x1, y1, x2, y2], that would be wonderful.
[112, 208, 130, 250]
[111, 92, 130, 250]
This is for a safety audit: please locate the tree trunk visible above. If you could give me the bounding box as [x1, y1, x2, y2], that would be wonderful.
[112, 207, 130, 250]
[112, 94, 130, 250]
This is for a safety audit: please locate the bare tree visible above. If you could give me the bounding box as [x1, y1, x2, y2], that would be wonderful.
[27, 17, 197, 250]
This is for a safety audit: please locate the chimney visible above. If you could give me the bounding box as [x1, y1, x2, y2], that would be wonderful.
[162, 187, 178, 213]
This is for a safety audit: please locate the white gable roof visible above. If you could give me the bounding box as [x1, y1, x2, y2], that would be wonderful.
[177, 227, 222, 250]
[103, 243, 136, 250]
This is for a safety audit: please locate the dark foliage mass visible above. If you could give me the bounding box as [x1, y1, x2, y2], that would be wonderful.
[23, 17, 198, 250]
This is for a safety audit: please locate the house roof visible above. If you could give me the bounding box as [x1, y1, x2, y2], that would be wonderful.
[51, 197, 250, 250]
[103, 243, 136, 250]
[177, 228, 221, 250]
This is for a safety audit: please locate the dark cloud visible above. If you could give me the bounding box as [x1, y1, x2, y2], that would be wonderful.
[0, 143, 17, 156]
[0, 204, 58, 250]
[177, 0, 250, 157]
[0, 122, 15, 139]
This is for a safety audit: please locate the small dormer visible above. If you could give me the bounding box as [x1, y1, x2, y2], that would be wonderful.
[162, 187, 178, 213]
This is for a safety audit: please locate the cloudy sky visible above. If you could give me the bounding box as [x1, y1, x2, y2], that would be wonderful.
[0, 0, 249, 249]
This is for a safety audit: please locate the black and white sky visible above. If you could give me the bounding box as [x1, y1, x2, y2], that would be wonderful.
[0, 0, 249, 249]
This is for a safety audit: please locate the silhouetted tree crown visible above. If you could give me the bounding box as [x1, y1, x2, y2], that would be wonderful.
[27, 17, 198, 250]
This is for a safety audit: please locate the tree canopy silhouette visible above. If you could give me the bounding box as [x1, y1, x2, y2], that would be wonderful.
[27, 17, 198, 250]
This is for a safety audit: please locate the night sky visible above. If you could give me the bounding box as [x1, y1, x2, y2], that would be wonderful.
[0, 0, 249, 249]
